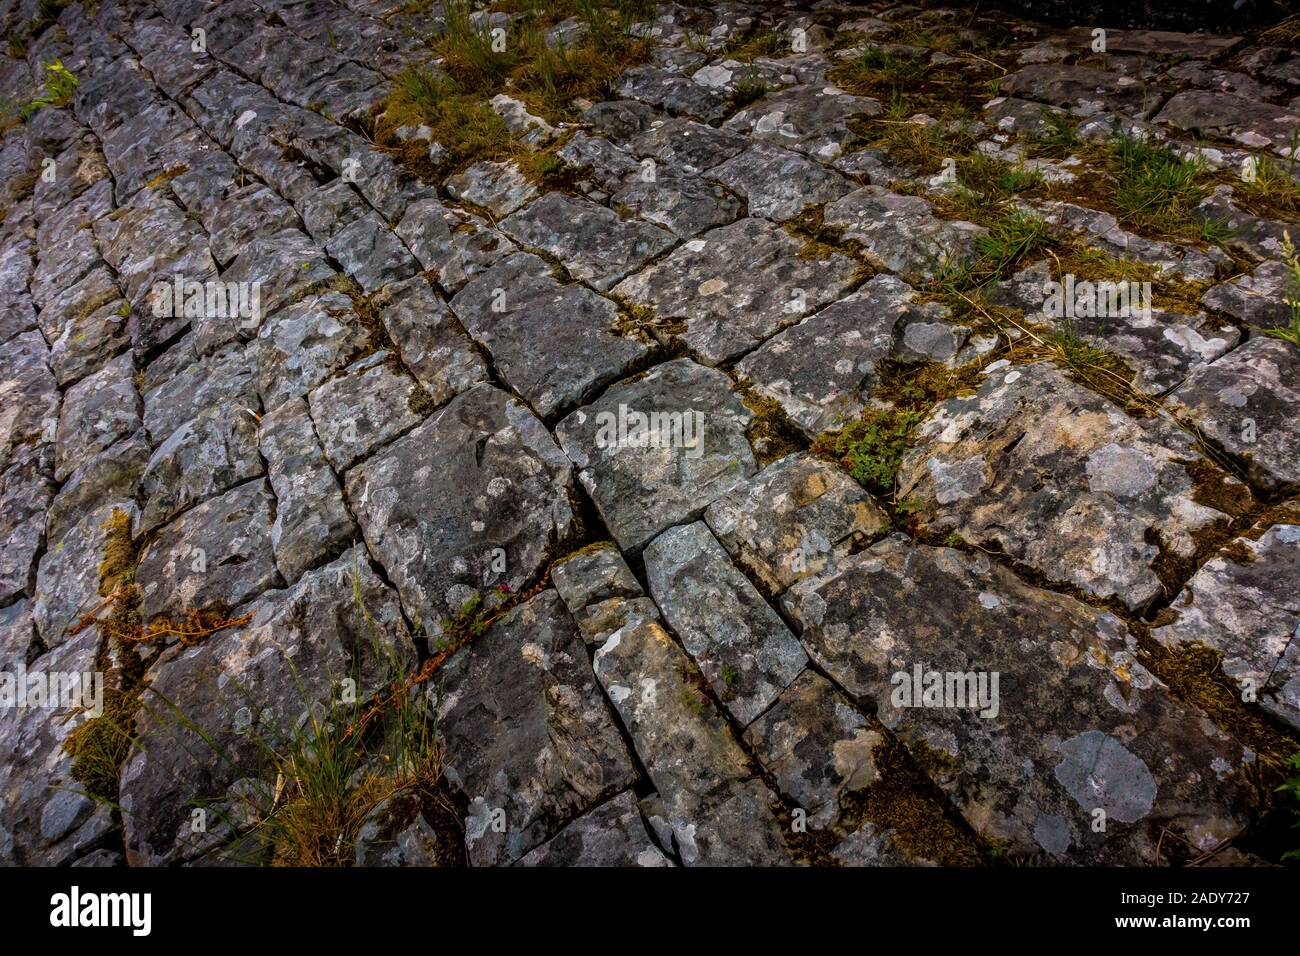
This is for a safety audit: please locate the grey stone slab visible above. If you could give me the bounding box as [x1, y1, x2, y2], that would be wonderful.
[784, 536, 1255, 864]
[897, 361, 1235, 611]
[705, 452, 889, 596]
[644, 521, 807, 725]
[450, 253, 648, 418]
[434, 590, 636, 866]
[122, 547, 412, 864]
[612, 218, 859, 365]
[135, 478, 282, 625]
[556, 359, 757, 552]
[500, 192, 676, 292]
[346, 383, 577, 637]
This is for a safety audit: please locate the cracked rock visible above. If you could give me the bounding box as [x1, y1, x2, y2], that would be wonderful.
[450, 252, 648, 419]
[735, 274, 924, 436]
[122, 547, 413, 865]
[644, 521, 807, 725]
[135, 479, 282, 625]
[556, 359, 757, 552]
[592, 616, 792, 865]
[1166, 337, 1300, 492]
[783, 536, 1255, 864]
[823, 186, 987, 283]
[518, 790, 672, 867]
[897, 362, 1234, 610]
[613, 218, 858, 365]
[346, 383, 577, 637]
[259, 397, 357, 584]
[433, 590, 635, 866]
[705, 452, 889, 596]
[499, 192, 676, 292]
[1154, 524, 1300, 731]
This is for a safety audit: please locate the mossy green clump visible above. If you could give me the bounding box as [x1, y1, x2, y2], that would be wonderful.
[381, 69, 514, 178]
[144, 164, 190, 190]
[407, 381, 438, 417]
[929, 207, 1055, 294]
[21, 59, 79, 120]
[970, 207, 1053, 279]
[835, 46, 928, 93]
[517, 149, 583, 190]
[378, 0, 653, 180]
[813, 405, 924, 499]
[1233, 153, 1300, 221]
[814, 358, 984, 504]
[97, 507, 137, 597]
[429, 591, 498, 656]
[957, 151, 1044, 202]
[437, 0, 650, 121]
[1028, 112, 1082, 159]
[64, 687, 139, 802]
[71, 288, 121, 326]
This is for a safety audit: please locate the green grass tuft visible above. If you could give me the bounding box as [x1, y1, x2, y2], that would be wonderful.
[1106, 135, 1211, 239]
[1260, 231, 1300, 350]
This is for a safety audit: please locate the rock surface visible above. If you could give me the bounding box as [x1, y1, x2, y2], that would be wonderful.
[556, 359, 756, 552]
[434, 590, 635, 866]
[3, 0, 1298, 870]
[347, 384, 577, 636]
[122, 548, 414, 865]
[783, 537, 1256, 864]
[1154, 524, 1300, 731]
[898, 362, 1233, 611]
[644, 521, 807, 725]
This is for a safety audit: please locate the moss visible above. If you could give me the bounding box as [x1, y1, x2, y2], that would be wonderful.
[875, 357, 985, 408]
[814, 358, 983, 508]
[63, 686, 139, 802]
[70, 288, 121, 326]
[8, 171, 37, 203]
[561, 539, 619, 561]
[143, 163, 189, 190]
[1137, 637, 1300, 773]
[956, 151, 1044, 203]
[720, 26, 789, 62]
[1229, 154, 1300, 222]
[408, 0, 651, 131]
[1045, 242, 1209, 315]
[1179, 454, 1258, 521]
[1260, 14, 1300, 47]
[407, 381, 437, 417]
[96, 507, 137, 597]
[842, 735, 984, 866]
[737, 382, 804, 467]
[610, 301, 683, 341]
